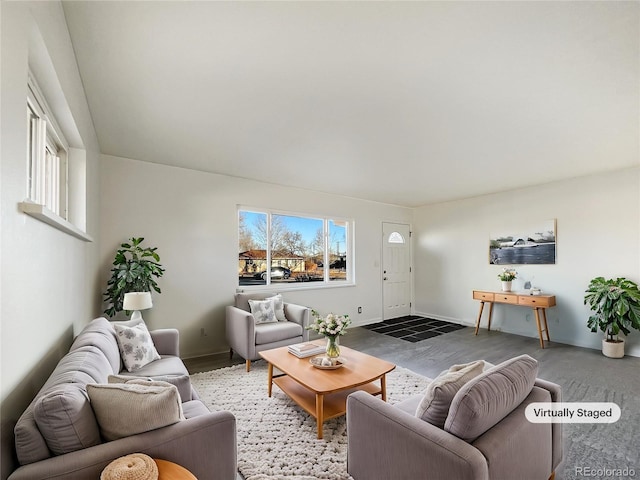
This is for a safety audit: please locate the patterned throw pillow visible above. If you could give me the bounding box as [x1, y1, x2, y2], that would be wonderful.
[113, 321, 161, 372]
[248, 299, 278, 324]
[415, 360, 485, 428]
[266, 294, 287, 322]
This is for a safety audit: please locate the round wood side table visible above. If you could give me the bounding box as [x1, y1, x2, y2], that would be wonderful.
[154, 459, 197, 480]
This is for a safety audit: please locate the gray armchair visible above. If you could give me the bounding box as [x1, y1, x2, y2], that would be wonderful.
[226, 292, 311, 371]
[347, 355, 563, 480]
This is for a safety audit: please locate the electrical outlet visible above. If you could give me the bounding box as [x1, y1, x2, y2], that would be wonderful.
[200, 328, 207, 337]
[357, 306, 362, 314]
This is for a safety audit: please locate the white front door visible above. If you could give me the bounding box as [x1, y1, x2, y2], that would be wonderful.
[382, 222, 412, 320]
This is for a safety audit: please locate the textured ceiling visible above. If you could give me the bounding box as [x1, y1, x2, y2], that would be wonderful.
[63, 1, 639, 207]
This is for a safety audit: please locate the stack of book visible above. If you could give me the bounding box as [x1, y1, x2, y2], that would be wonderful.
[288, 342, 326, 358]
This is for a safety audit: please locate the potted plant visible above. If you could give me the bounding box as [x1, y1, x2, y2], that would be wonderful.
[103, 237, 165, 317]
[497, 268, 517, 292]
[584, 277, 640, 358]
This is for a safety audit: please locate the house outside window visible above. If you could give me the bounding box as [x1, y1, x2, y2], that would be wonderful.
[238, 209, 352, 287]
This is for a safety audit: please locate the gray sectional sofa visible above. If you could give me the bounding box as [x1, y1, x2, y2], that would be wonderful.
[9, 317, 237, 480]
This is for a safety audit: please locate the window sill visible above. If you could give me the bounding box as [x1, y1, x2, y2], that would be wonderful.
[19, 202, 93, 242]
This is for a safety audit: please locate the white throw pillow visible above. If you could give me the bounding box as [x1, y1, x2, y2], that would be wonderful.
[415, 360, 485, 428]
[248, 298, 278, 324]
[87, 381, 184, 441]
[113, 321, 161, 372]
[266, 294, 287, 322]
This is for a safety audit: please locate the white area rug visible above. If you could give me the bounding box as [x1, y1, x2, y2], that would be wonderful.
[191, 360, 430, 480]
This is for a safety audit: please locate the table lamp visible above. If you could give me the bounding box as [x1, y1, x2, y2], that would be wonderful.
[123, 292, 153, 322]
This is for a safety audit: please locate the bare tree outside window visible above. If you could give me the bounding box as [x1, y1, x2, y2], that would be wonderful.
[238, 210, 351, 286]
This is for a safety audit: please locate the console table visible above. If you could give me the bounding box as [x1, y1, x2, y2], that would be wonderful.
[472, 290, 556, 348]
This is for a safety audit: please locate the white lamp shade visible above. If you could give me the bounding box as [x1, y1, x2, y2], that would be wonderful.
[123, 292, 153, 311]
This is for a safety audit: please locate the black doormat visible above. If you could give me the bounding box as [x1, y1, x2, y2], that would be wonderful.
[361, 315, 467, 343]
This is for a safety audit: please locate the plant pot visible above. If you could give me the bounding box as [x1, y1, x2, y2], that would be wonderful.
[602, 338, 625, 358]
[501, 281, 512, 292]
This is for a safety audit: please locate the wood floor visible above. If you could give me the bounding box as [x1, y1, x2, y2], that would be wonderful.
[183, 324, 640, 480]
[185, 324, 640, 386]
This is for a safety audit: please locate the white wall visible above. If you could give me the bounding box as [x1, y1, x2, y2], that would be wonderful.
[99, 155, 412, 358]
[1, 1, 101, 477]
[413, 168, 640, 356]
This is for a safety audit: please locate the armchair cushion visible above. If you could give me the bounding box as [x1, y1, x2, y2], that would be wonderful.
[266, 294, 287, 321]
[255, 321, 304, 345]
[248, 299, 278, 324]
[415, 360, 484, 428]
[87, 381, 184, 441]
[445, 354, 538, 442]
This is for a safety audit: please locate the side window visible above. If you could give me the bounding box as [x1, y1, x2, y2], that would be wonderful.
[27, 76, 68, 218]
[20, 70, 90, 241]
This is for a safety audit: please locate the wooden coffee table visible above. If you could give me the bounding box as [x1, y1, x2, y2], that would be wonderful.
[259, 342, 396, 439]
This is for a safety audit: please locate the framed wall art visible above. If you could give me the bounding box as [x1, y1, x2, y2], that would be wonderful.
[489, 219, 556, 265]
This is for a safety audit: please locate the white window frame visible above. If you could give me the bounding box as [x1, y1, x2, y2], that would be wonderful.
[27, 74, 68, 218]
[238, 207, 355, 290]
[20, 72, 91, 241]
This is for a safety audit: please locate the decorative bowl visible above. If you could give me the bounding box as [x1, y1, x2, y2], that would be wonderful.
[310, 356, 344, 370]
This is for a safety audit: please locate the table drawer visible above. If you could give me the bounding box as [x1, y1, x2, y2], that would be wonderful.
[494, 293, 518, 304]
[518, 295, 555, 307]
[473, 291, 494, 301]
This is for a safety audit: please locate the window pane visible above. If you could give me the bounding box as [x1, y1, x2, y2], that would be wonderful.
[238, 211, 267, 286]
[329, 220, 347, 282]
[388, 231, 405, 244]
[272, 214, 322, 283]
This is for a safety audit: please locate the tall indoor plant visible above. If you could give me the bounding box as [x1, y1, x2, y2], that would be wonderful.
[103, 237, 165, 317]
[584, 276, 640, 358]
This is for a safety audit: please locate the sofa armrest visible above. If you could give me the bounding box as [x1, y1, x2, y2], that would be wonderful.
[346, 391, 488, 480]
[150, 329, 180, 357]
[535, 378, 563, 471]
[284, 303, 311, 341]
[225, 306, 255, 360]
[8, 411, 237, 480]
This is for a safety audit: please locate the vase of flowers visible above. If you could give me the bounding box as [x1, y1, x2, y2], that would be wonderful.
[498, 268, 517, 292]
[307, 310, 351, 358]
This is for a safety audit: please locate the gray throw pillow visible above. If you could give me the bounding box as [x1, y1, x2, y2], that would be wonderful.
[415, 360, 485, 428]
[87, 381, 184, 441]
[33, 383, 101, 455]
[444, 354, 539, 442]
[108, 373, 192, 402]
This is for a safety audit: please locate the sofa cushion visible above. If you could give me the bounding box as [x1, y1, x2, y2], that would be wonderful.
[415, 360, 485, 428]
[124, 355, 189, 377]
[108, 373, 192, 402]
[248, 298, 278, 324]
[255, 321, 304, 345]
[266, 294, 287, 321]
[444, 354, 538, 442]
[182, 399, 211, 419]
[87, 381, 184, 441]
[33, 383, 101, 455]
[69, 317, 121, 373]
[14, 345, 113, 466]
[114, 321, 161, 372]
